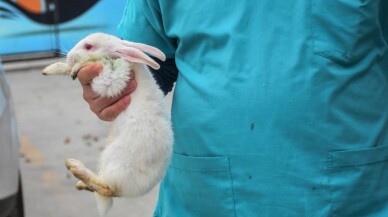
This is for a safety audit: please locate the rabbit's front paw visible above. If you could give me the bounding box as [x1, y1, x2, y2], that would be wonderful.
[91, 58, 132, 98]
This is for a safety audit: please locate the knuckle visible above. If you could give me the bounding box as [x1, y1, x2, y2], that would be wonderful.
[100, 110, 115, 121]
[125, 80, 137, 93]
[82, 89, 95, 101]
[89, 102, 101, 114]
[96, 113, 109, 121]
[89, 105, 98, 114]
[83, 92, 89, 101]
[83, 90, 99, 102]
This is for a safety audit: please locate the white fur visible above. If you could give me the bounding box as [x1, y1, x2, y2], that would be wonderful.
[91, 58, 131, 98]
[43, 33, 173, 216]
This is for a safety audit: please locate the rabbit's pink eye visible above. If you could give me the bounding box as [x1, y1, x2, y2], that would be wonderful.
[83, 43, 93, 50]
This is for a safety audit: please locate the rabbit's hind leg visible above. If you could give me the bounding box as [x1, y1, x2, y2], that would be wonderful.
[75, 180, 94, 192]
[65, 159, 114, 197]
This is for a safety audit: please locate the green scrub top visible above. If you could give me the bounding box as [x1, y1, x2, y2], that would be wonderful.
[119, 1, 388, 216]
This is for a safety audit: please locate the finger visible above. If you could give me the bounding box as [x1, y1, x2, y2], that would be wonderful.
[98, 95, 132, 121]
[121, 76, 137, 95]
[82, 86, 99, 102]
[77, 64, 103, 86]
[79, 64, 104, 101]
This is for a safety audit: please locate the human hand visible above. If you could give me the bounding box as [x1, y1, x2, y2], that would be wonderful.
[77, 64, 137, 121]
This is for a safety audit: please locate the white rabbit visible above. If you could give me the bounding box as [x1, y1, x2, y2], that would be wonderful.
[42, 33, 173, 217]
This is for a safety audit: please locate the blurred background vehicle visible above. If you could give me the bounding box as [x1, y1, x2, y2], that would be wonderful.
[0, 59, 24, 217]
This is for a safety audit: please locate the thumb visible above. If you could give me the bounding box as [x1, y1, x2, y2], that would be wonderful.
[77, 64, 103, 85]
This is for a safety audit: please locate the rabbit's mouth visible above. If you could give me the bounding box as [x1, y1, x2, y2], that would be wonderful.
[71, 71, 78, 80]
[67, 53, 96, 80]
[69, 64, 80, 80]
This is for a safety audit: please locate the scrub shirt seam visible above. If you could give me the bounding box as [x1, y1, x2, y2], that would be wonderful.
[327, 152, 334, 217]
[227, 156, 238, 217]
[307, 0, 315, 59]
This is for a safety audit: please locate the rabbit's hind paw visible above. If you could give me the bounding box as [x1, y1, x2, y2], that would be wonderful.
[65, 158, 114, 197]
[75, 180, 94, 192]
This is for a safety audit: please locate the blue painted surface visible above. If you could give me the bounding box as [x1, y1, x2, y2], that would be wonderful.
[0, 1, 126, 56]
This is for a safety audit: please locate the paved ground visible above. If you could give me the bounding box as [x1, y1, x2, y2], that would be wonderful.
[4, 58, 172, 217]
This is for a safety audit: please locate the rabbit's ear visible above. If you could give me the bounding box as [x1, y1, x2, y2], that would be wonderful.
[113, 46, 162, 70]
[112, 40, 166, 70]
[121, 41, 166, 62]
